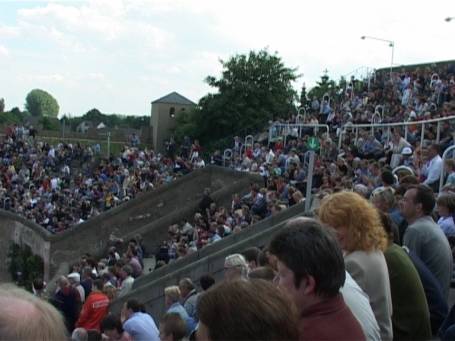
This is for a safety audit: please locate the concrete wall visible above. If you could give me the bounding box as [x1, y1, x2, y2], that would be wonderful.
[0, 210, 52, 282]
[109, 202, 306, 319]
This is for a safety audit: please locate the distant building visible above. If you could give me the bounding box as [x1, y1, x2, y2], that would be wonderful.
[150, 92, 196, 152]
[76, 121, 93, 133]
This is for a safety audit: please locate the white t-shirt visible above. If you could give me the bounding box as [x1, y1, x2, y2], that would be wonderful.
[341, 271, 381, 341]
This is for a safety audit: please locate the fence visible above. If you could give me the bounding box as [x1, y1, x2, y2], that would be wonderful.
[268, 123, 330, 147]
[337, 115, 455, 150]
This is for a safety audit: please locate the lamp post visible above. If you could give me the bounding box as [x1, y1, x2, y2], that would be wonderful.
[361, 35, 395, 81]
[445, 17, 455, 22]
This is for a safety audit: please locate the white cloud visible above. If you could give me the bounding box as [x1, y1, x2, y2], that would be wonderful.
[0, 25, 20, 38]
[1, 0, 454, 116]
[0, 45, 9, 57]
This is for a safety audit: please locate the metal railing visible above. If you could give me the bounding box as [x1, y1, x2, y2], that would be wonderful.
[440, 145, 455, 192]
[268, 123, 330, 147]
[392, 166, 415, 176]
[338, 115, 455, 150]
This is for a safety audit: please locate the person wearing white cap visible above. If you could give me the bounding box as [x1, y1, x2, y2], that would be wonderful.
[401, 147, 414, 167]
[68, 272, 85, 303]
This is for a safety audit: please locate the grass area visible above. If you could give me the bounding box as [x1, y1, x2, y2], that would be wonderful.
[36, 136, 126, 157]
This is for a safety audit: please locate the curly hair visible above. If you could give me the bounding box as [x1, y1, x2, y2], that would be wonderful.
[318, 191, 387, 252]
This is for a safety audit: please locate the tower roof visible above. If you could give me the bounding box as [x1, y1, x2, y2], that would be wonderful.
[151, 92, 196, 106]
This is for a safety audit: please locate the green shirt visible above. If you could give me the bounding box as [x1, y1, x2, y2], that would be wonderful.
[384, 244, 432, 340]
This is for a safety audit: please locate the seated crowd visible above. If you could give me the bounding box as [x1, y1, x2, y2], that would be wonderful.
[0, 126, 205, 233]
[3, 185, 455, 340]
[1, 63, 455, 340]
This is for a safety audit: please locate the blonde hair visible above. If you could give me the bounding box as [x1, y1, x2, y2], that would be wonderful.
[318, 191, 387, 252]
[164, 285, 181, 304]
[0, 284, 68, 341]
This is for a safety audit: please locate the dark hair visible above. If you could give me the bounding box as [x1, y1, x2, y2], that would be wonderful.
[199, 274, 215, 291]
[32, 278, 44, 291]
[381, 170, 395, 186]
[241, 247, 262, 266]
[126, 299, 144, 313]
[430, 143, 441, 155]
[197, 279, 298, 341]
[160, 313, 187, 341]
[399, 175, 419, 186]
[87, 329, 102, 341]
[179, 278, 195, 291]
[257, 248, 269, 267]
[409, 184, 435, 215]
[248, 266, 275, 281]
[93, 279, 104, 291]
[100, 314, 123, 334]
[269, 218, 345, 297]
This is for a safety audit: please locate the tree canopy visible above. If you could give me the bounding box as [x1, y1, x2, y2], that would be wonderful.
[25, 89, 60, 117]
[175, 49, 299, 145]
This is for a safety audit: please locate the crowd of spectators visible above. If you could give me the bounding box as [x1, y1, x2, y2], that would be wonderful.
[0, 126, 205, 233]
[3, 62, 455, 340]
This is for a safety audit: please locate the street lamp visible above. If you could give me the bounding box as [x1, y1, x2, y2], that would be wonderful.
[445, 17, 454, 22]
[361, 35, 395, 81]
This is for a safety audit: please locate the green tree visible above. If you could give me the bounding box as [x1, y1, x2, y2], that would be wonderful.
[299, 83, 308, 108]
[0, 98, 5, 113]
[176, 49, 299, 146]
[307, 72, 337, 102]
[25, 89, 59, 117]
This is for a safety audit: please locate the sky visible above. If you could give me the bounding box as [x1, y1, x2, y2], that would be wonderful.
[0, 0, 454, 117]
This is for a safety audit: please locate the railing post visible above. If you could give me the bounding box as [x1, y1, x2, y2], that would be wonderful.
[436, 121, 441, 143]
[386, 126, 391, 146]
[305, 151, 315, 213]
[420, 123, 425, 148]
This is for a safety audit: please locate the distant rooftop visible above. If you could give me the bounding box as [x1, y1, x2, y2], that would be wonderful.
[151, 92, 196, 106]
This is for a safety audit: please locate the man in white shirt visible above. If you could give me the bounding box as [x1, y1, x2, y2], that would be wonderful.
[118, 265, 135, 298]
[423, 144, 443, 192]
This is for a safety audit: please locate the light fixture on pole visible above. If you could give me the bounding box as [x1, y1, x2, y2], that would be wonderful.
[361, 35, 395, 81]
[445, 17, 454, 22]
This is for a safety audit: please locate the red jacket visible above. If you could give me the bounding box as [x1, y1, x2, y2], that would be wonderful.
[76, 291, 109, 331]
[298, 294, 365, 341]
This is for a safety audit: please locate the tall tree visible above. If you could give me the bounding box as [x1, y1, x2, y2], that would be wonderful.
[299, 83, 308, 108]
[25, 89, 59, 117]
[307, 71, 337, 102]
[175, 49, 299, 145]
[0, 98, 5, 113]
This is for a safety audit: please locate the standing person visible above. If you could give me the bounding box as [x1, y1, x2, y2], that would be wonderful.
[319, 191, 393, 340]
[379, 212, 432, 340]
[399, 184, 453, 299]
[76, 279, 110, 331]
[121, 299, 159, 341]
[269, 217, 365, 341]
[118, 265, 135, 298]
[178, 278, 198, 320]
[52, 275, 81, 332]
[164, 286, 195, 335]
